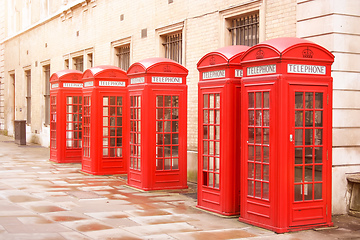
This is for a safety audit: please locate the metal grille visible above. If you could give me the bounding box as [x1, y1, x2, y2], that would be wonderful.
[26, 70, 31, 124]
[44, 65, 51, 125]
[116, 45, 130, 71]
[229, 13, 259, 46]
[163, 32, 182, 64]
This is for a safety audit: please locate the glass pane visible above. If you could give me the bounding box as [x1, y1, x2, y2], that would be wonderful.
[255, 110, 262, 126]
[305, 129, 313, 145]
[203, 94, 208, 108]
[110, 117, 116, 126]
[315, 129, 322, 145]
[295, 129, 303, 146]
[209, 110, 214, 124]
[305, 165, 313, 182]
[248, 128, 254, 143]
[305, 147, 313, 164]
[209, 126, 214, 140]
[263, 182, 269, 200]
[255, 128, 262, 144]
[215, 110, 220, 124]
[255, 163, 261, 179]
[248, 162, 254, 178]
[103, 148, 108, 156]
[164, 121, 171, 132]
[172, 146, 179, 157]
[203, 141, 208, 154]
[263, 110, 269, 126]
[255, 146, 261, 162]
[294, 185, 302, 201]
[110, 96, 116, 105]
[295, 166, 303, 183]
[315, 92, 323, 109]
[263, 92, 269, 108]
[248, 180, 254, 196]
[157, 96, 163, 107]
[215, 142, 220, 156]
[209, 173, 214, 187]
[172, 96, 179, 107]
[295, 92, 303, 109]
[117, 96, 122, 106]
[203, 126, 208, 139]
[215, 94, 220, 108]
[295, 111, 303, 127]
[103, 138, 108, 146]
[215, 157, 219, 172]
[315, 165, 322, 181]
[117, 117, 122, 127]
[209, 157, 214, 171]
[304, 184, 313, 200]
[215, 126, 220, 140]
[116, 137, 122, 146]
[203, 156, 208, 170]
[173, 158, 179, 170]
[263, 128, 269, 144]
[67, 97, 72, 104]
[295, 148, 303, 164]
[305, 92, 313, 109]
[305, 111, 313, 127]
[263, 164, 269, 181]
[209, 141, 214, 155]
[215, 174, 219, 188]
[315, 147, 323, 163]
[315, 111, 323, 127]
[164, 134, 171, 145]
[117, 107, 122, 116]
[248, 93, 254, 108]
[164, 146, 171, 157]
[255, 92, 261, 108]
[263, 146, 269, 163]
[248, 145, 254, 160]
[203, 110, 208, 124]
[248, 111, 254, 125]
[157, 109, 163, 120]
[314, 183, 322, 199]
[209, 94, 214, 108]
[255, 181, 261, 198]
[172, 109, 179, 120]
[103, 117, 108, 126]
[165, 159, 171, 170]
[172, 121, 179, 132]
[164, 109, 171, 120]
[157, 134, 163, 144]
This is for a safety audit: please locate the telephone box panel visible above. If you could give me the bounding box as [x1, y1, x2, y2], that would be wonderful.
[127, 58, 188, 191]
[81, 65, 128, 175]
[239, 37, 334, 233]
[50, 70, 83, 163]
[197, 46, 249, 216]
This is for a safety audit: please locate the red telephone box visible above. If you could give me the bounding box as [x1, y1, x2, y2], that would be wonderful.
[239, 37, 334, 232]
[49, 70, 83, 163]
[196, 45, 249, 215]
[127, 58, 188, 191]
[81, 65, 128, 175]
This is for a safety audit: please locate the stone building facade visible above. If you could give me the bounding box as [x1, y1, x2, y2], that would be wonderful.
[0, 0, 359, 215]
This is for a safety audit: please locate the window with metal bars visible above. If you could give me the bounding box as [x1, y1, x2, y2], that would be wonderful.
[73, 56, 84, 72]
[44, 65, 51, 125]
[162, 32, 182, 64]
[229, 13, 259, 46]
[116, 45, 130, 71]
[25, 70, 31, 124]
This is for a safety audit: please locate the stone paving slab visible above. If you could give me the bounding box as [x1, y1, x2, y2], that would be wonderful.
[0, 134, 360, 239]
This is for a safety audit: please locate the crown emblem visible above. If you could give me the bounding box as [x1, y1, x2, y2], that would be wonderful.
[209, 56, 216, 65]
[164, 65, 171, 72]
[108, 71, 116, 77]
[302, 47, 313, 58]
[256, 49, 264, 59]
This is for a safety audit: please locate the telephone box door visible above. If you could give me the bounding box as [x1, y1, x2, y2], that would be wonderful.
[289, 85, 331, 227]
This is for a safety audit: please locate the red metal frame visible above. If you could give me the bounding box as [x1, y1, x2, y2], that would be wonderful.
[49, 70, 83, 163]
[196, 46, 249, 215]
[127, 58, 188, 191]
[81, 65, 129, 175]
[239, 37, 334, 233]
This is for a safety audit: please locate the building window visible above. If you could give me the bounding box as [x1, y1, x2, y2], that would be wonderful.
[44, 65, 51, 125]
[73, 56, 84, 72]
[162, 32, 182, 64]
[87, 53, 93, 69]
[228, 13, 259, 46]
[115, 44, 130, 71]
[25, 70, 31, 124]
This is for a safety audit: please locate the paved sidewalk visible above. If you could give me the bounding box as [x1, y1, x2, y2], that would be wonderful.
[0, 135, 359, 240]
